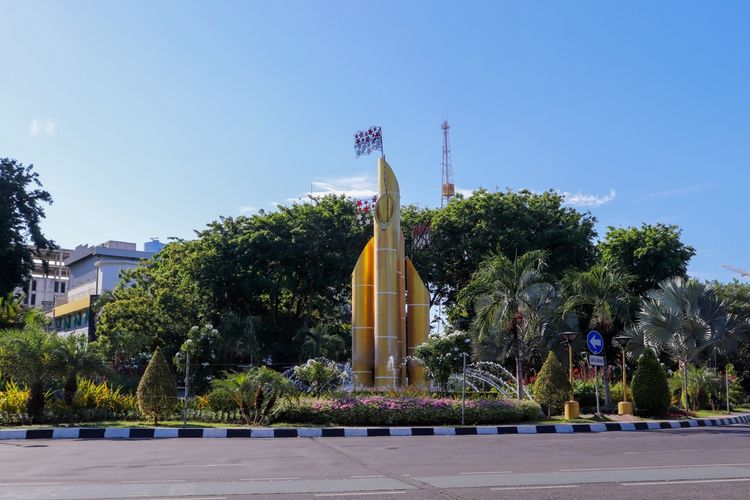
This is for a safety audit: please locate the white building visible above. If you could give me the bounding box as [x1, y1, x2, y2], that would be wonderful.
[49, 240, 157, 339]
[23, 247, 72, 310]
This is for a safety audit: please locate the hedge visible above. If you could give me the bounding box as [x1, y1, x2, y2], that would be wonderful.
[273, 396, 541, 426]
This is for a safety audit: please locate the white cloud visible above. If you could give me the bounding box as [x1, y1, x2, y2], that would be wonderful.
[238, 205, 258, 216]
[644, 183, 714, 199]
[292, 175, 377, 201]
[561, 189, 616, 207]
[455, 187, 475, 197]
[29, 118, 56, 137]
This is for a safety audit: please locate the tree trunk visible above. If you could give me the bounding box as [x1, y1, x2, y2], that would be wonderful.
[27, 382, 45, 423]
[253, 387, 264, 424]
[514, 326, 524, 399]
[602, 356, 612, 409]
[240, 402, 253, 425]
[681, 361, 689, 415]
[64, 376, 78, 425]
[261, 394, 278, 424]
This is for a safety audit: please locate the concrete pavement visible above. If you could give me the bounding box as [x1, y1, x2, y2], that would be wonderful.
[1, 424, 750, 498]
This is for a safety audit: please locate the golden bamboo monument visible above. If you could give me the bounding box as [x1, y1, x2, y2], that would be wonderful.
[352, 157, 430, 389]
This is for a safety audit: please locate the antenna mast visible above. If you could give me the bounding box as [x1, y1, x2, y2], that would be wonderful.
[440, 120, 455, 207]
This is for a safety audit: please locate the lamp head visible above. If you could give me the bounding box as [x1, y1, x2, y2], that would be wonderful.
[614, 335, 631, 348]
[559, 331, 580, 344]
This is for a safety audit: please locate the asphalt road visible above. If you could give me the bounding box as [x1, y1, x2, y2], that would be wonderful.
[2, 425, 750, 499]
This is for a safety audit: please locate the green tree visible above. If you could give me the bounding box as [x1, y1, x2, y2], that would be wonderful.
[419, 189, 596, 308]
[413, 332, 472, 392]
[51, 334, 109, 421]
[295, 323, 350, 362]
[631, 348, 670, 416]
[563, 264, 635, 407]
[136, 347, 177, 425]
[97, 195, 367, 367]
[459, 251, 556, 399]
[636, 278, 748, 413]
[0, 158, 56, 296]
[0, 328, 58, 420]
[713, 280, 750, 392]
[599, 224, 695, 295]
[533, 352, 570, 416]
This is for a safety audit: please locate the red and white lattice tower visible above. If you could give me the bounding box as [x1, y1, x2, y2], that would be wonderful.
[440, 120, 455, 207]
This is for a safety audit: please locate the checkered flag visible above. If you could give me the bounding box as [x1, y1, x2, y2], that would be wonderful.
[354, 126, 383, 157]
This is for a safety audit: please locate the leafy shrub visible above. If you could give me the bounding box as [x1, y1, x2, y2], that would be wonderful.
[273, 396, 540, 426]
[631, 349, 670, 417]
[572, 379, 603, 408]
[74, 379, 137, 413]
[293, 358, 344, 395]
[724, 364, 746, 409]
[533, 352, 569, 416]
[0, 381, 28, 414]
[210, 366, 296, 425]
[413, 332, 472, 391]
[610, 382, 631, 403]
[136, 347, 178, 425]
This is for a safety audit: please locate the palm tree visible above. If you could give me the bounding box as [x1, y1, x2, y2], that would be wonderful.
[0, 328, 59, 420]
[636, 277, 748, 413]
[210, 367, 295, 425]
[52, 334, 109, 422]
[563, 264, 635, 407]
[459, 250, 556, 399]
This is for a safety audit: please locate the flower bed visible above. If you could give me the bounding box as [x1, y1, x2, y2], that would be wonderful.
[273, 396, 540, 426]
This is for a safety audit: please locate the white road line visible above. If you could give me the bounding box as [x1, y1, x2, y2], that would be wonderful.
[147, 464, 245, 468]
[240, 477, 299, 481]
[122, 479, 187, 483]
[459, 471, 512, 475]
[146, 498, 226, 500]
[350, 475, 385, 478]
[623, 478, 750, 486]
[560, 463, 750, 472]
[315, 492, 407, 497]
[0, 482, 61, 486]
[491, 485, 579, 491]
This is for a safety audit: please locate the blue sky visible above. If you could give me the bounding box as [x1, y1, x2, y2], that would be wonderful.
[2, 1, 748, 282]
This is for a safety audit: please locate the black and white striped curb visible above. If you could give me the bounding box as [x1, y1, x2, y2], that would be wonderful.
[1, 414, 748, 440]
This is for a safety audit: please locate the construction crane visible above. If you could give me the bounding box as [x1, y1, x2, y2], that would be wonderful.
[722, 264, 750, 278]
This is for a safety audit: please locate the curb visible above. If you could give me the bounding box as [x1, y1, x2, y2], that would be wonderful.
[1, 414, 748, 440]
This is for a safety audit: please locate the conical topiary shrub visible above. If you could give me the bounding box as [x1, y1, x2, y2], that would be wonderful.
[136, 347, 177, 425]
[631, 348, 670, 417]
[533, 352, 570, 416]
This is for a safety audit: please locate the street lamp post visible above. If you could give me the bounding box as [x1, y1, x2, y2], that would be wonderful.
[614, 336, 633, 415]
[461, 352, 468, 426]
[560, 331, 580, 420]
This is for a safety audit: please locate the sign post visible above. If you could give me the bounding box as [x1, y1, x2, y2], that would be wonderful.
[587, 331, 605, 417]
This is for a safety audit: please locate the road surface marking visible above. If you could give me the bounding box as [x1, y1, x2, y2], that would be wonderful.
[351, 475, 385, 478]
[146, 498, 226, 500]
[314, 492, 407, 497]
[561, 462, 750, 472]
[241, 477, 299, 481]
[0, 482, 60, 486]
[122, 479, 187, 483]
[491, 485, 579, 491]
[459, 471, 513, 475]
[623, 478, 750, 486]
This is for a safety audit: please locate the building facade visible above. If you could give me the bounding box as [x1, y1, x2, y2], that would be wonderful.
[49, 240, 155, 339]
[23, 247, 72, 311]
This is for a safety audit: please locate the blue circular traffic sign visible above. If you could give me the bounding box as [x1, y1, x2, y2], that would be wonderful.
[587, 330, 604, 354]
